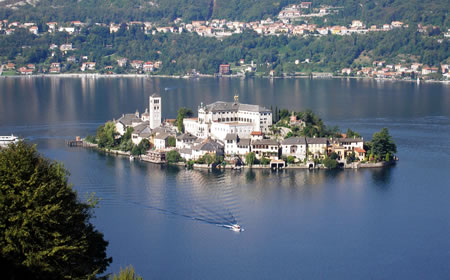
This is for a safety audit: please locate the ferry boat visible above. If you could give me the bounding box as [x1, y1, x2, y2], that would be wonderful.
[0, 134, 20, 148]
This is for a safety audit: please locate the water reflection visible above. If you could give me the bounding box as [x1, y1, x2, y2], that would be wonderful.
[371, 166, 394, 188]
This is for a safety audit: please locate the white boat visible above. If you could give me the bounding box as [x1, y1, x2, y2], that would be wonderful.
[0, 134, 20, 148]
[224, 224, 242, 232]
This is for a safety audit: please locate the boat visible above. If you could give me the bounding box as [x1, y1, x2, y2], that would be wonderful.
[224, 224, 243, 232]
[0, 134, 20, 148]
[129, 155, 135, 161]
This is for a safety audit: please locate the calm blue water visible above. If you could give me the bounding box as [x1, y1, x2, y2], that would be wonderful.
[1, 77, 449, 279]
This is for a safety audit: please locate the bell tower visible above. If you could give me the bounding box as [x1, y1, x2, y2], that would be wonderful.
[149, 93, 161, 129]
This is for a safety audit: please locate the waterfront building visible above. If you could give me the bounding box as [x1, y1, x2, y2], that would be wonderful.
[224, 133, 251, 156]
[149, 93, 162, 129]
[190, 139, 224, 160]
[306, 137, 328, 159]
[281, 137, 307, 161]
[251, 139, 280, 159]
[154, 132, 170, 150]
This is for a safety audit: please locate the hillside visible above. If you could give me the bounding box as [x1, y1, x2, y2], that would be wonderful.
[0, 0, 448, 27]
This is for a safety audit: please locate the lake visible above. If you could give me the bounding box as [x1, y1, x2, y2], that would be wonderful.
[1, 77, 449, 279]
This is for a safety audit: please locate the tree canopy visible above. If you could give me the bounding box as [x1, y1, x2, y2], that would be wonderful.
[0, 141, 111, 279]
[370, 128, 397, 160]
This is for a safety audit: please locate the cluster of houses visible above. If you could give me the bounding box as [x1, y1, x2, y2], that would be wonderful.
[114, 94, 366, 166]
[2, 1, 446, 40]
[341, 62, 450, 80]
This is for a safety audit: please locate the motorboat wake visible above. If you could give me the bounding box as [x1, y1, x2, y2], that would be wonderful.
[223, 224, 243, 232]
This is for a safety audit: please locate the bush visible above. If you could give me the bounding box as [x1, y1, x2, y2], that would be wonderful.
[260, 156, 271, 165]
[245, 152, 256, 166]
[323, 157, 339, 169]
[85, 135, 96, 143]
[287, 156, 295, 164]
[166, 150, 181, 164]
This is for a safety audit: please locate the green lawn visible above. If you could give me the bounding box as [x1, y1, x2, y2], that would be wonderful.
[1, 70, 17, 76]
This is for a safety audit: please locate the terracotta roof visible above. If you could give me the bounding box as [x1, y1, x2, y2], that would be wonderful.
[354, 147, 366, 153]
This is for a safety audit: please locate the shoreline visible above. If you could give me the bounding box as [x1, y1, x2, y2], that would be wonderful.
[1, 72, 448, 84]
[78, 141, 396, 171]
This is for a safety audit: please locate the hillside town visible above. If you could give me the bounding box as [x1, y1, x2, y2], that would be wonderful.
[1, 1, 448, 80]
[104, 94, 378, 169]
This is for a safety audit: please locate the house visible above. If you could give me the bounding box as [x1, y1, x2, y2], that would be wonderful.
[60, 44, 73, 52]
[223, 133, 251, 156]
[306, 137, 328, 159]
[67, 56, 77, 63]
[391, 21, 404, 28]
[351, 20, 364, 29]
[81, 62, 96, 71]
[130, 60, 144, 69]
[219, 64, 231, 75]
[143, 61, 154, 72]
[354, 147, 366, 161]
[117, 58, 128, 67]
[29, 26, 38, 35]
[114, 111, 144, 135]
[49, 63, 61, 73]
[109, 23, 121, 33]
[422, 67, 438, 75]
[191, 139, 224, 160]
[5, 63, 15, 70]
[337, 138, 364, 150]
[154, 132, 170, 150]
[18, 67, 33, 75]
[300, 2, 312, 9]
[47, 22, 57, 32]
[281, 137, 307, 161]
[131, 123, 152, 145]
[176, 133, 198, 149]
[341, 68, 352, 75]
[251, 139, 280, 160]
[58, 27, 75, 34]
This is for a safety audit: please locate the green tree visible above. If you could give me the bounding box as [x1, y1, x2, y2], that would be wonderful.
[167, 136, 176, 147]
[370, 128, 397, 160]
[323, 157, 338, 169]
[0, 141, 111, 279]
[111, 265, 143, 280]
[176, 108, 193, 133]
[245, 152, 256, 166]
[97, 121, 117, 149]
[166, 150, 181, 163]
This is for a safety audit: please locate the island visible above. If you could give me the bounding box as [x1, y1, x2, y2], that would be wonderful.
[82, 93, 397, 170]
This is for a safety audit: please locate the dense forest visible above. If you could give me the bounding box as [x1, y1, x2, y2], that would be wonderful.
[0, 0, 448, 28]
[1, 25, 447, 75]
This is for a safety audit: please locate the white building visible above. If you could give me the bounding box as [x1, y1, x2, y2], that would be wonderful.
[281, 137, 307, 161]
[224, 133, 251, 156]
[131, 123, 152, 145]
[154, 132, 170, 150]
[337, 138, 364, 150]
[115, 111, 144, 135]
[149, 93, 162, 129]
[184, 96, 272, 141]
[176, 133, 198, 149]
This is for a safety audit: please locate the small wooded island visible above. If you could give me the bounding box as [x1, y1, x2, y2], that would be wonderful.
[84, 94, 397, 170]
